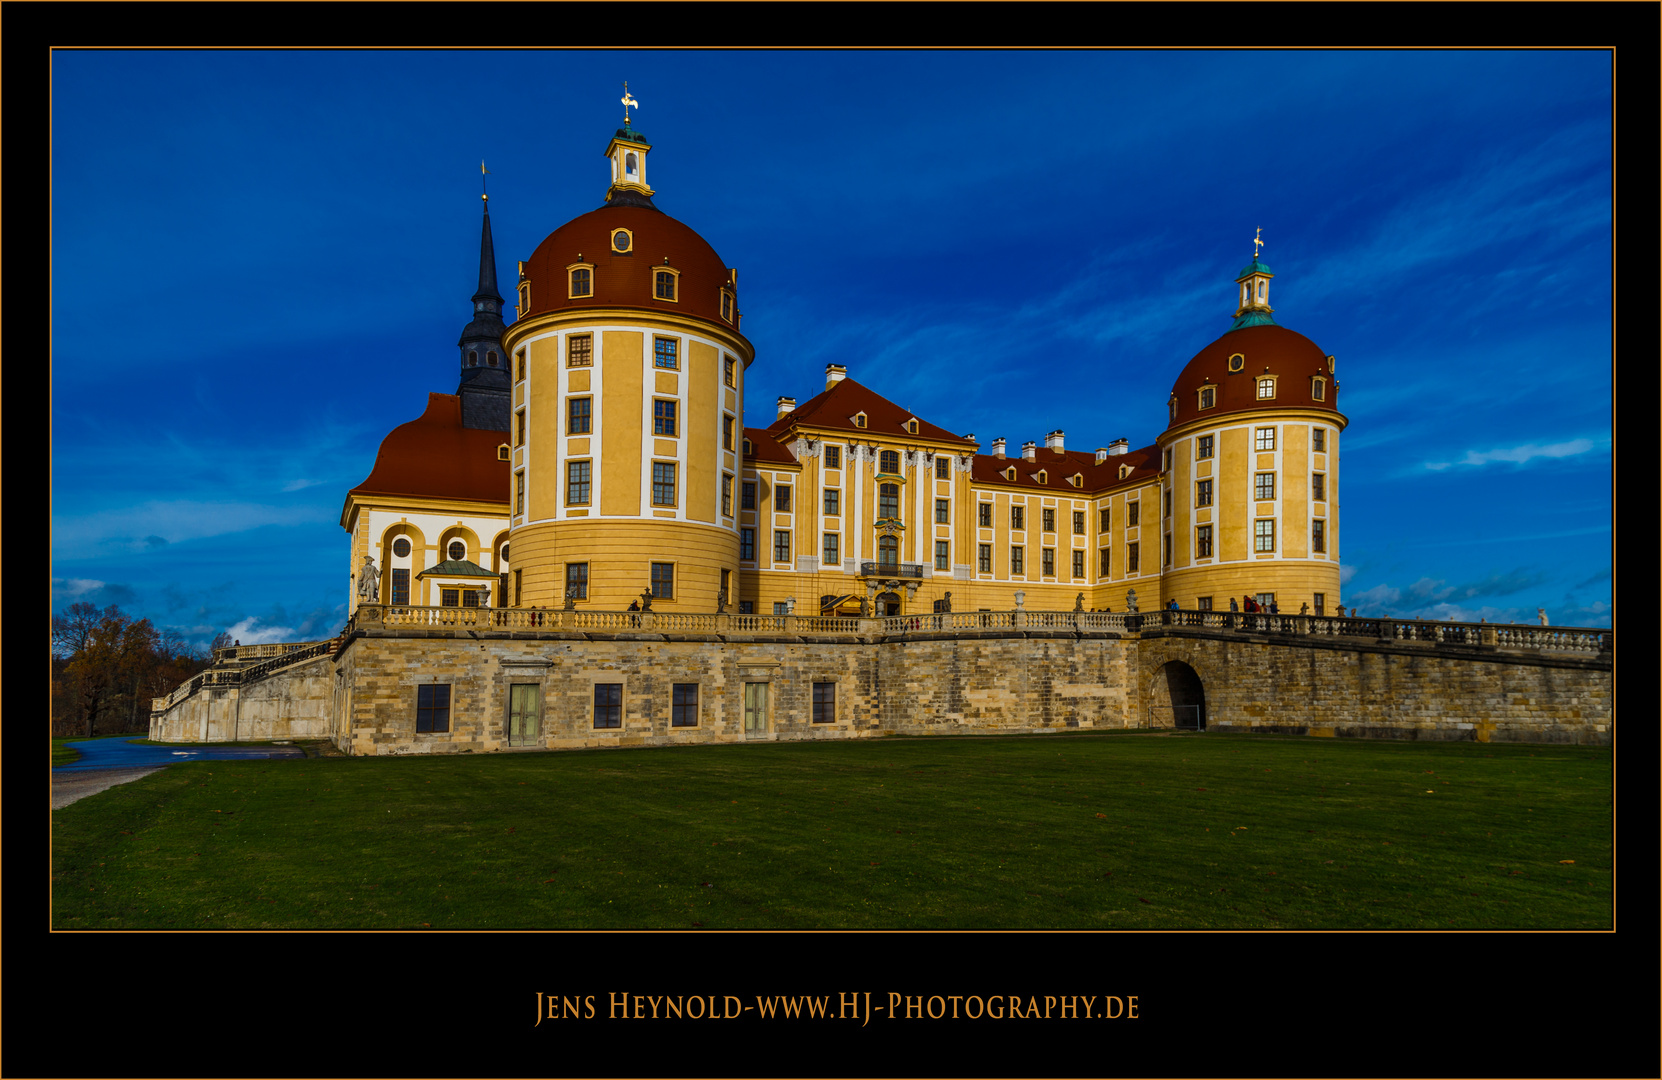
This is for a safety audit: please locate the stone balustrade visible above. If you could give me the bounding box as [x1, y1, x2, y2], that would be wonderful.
[342, 604, 1611, 655]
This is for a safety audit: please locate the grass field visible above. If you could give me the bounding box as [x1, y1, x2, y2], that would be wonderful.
[50, 732, 1612, 930]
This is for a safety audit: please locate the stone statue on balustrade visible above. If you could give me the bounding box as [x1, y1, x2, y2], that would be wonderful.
[358, 556, 380, 602]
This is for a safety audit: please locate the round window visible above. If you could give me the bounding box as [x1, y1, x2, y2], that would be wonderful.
[500, 544, 509, 563]
[1228, 353, 1245, 373]
[448, 541, 466, 561]
[612, 230, 631, 253]
[392, 538, 411, 558]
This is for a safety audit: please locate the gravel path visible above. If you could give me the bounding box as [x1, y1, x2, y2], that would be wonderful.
[52, 767, 167, 809]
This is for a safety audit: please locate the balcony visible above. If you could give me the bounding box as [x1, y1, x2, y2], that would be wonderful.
[859, 561, 923, 579]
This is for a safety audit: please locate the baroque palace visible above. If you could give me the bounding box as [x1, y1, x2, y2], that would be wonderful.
[152, 106, 1609, 753]
[342, 114, 1347, 627]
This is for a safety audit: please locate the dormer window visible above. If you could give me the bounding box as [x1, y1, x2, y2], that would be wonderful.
[1228, 353, 1245, 374]
[721, 289, 734, 322]
[1119, 464, 1132, 480]
[743, 438, 753, 456]
[1169, 394, 1179, 421]
[1198, 385, 1216, 410]
[1311, 376, 1327, 401]
[611, 229, 632, 254]
[497, 444, 511, 461]
[654, 267, 679, 302]
[1068, 473, 1082, 488]
[853, 412, 867, 428]
[1004, 466, 1017, 482]
[569, 264, 593, 298]
[518, 280, 531, 312]
[905, 418, 919, 435]
[1256, 376, 1277, 399]
[1035, 470, 1048, 485]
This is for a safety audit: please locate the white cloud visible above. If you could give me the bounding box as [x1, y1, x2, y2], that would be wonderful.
[224, 617, 299, 646]
[52, 500, 334, 558]
[56, 577, 106, 597]
[281, 478, 326, 492]
[1424, 437, 1605, 472]
[1338, 564, 1357, 585]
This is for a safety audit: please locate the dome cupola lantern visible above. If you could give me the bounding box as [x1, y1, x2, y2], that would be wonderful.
[604, 82, 656, 208]
[1231, 227, 1277, 330]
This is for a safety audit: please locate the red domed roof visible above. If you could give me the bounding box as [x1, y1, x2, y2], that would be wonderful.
[347, 393, 508, 506]
[1167, 323, 1339, 430]
[520, 203, 742, 336]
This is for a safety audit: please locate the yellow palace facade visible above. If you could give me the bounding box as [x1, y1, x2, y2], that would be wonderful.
[345, 115, 1348, 623]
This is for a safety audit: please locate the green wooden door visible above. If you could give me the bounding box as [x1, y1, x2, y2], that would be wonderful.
[743, 682, 768, 735]
[508, 684, 540, 747]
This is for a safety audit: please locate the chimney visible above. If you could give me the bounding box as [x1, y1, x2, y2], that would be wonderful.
[1095, 447, 1109, 465]
[824, 364, 847, 391]
[991, 437, 1006, 459]
[777, 396, 796, 419]
[1046, 429, 1065, 455]
[1108, 438, 1129, 456]
[1021, 441, 1037, 462]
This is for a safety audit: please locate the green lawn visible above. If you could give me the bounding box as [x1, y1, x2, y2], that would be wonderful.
[50, 732, 1611, 930]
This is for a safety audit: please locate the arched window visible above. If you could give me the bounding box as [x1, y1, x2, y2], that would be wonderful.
[487, 351, 498, 367]
[468, 350, 478, 367]
[879, 483, 899, 520]
[625, 152, 637, 177]
[878, 535, 899, 568]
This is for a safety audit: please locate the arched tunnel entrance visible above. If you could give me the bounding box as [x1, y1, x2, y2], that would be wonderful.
[1149, 660, 1207, 731]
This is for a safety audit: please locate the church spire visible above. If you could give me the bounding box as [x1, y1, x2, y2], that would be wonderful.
[456, 164, 510, 431]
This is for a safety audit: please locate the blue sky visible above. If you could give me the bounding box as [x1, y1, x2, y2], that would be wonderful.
[51, 50, 1613, 646]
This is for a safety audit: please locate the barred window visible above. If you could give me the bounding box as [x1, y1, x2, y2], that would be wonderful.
[672, 683, 699, 726]
[742, 482, 756, 510]
[1011, 546, 1024, 575]
[568, 334, 592, 367]
[593, 683, 622, 729]
[1198, 435, 1214, 459]
[812, 682, 836, 724]
[1256, 427, 1276, 451]
[1197, 479, 1213, 507]
[1073, 511, 1085, 536]
[652, 462, 677, 506]
[655, 272, 677, 302]
[651, 562, 674, 599]
[936, 499, 950, 524]
[825, 446, 840, 469]
[654, 337, 679, 369]
[936, 456, 950, 479]
[1071, 550, 1084, 578]
[570, 267, 592, 297]
[567, 461, 591, 505]
[775, 485, 792, 512]
[880, 450, 900, 474]
[774, 530, 791, 562]
[824, 533, 839, 565]
[1313, 519, 1326, 553]
[416, 684, 450, 733]
[978, 544, 992, 573]
[653, 399, 678, 436]
[740, 528, 755, 561]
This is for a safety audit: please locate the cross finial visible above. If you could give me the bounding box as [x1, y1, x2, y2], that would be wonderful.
[1253, 227, 1264, 259]
[622, 81, 639, 124]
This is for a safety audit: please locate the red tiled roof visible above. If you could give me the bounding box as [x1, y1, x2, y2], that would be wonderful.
[742, 426, 798, 466]
[520, 204, 747, 344]
[1168, 324, 1340, 429]
[347, 394, 509, 505]
[970, 443, 1159, 494]
[768, 378, 977, 445]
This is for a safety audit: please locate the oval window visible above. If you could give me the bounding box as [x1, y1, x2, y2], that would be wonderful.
[392, 538, 411, 558]
[448, 540, 466, 561]
[612, 230, 631, 253]
[1228, 353, 1245, 373]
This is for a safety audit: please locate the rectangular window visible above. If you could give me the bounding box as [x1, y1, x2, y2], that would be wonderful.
[978, 503, 993, 527]
[824, 489, 840, 515]
[1200, 386, 1215, 409]
[722, 474, 733, 517]
[740, 528, 755, 561]
[1256, 427, 1276, 451]
[1127, 502, 1140, 527]
[391, 568, 409, 605]
[935, 540, 950, 571]
[813, 682, 836, 724]
[1312, 379, 1326, 401]
[461, 589, 481, 608]
[1011, 546, 1024, 575]
[935, 499, 950, 524]
[1198, 596, 1213, 611]
[671, 683, 699, 727]
[514, 568, 522, 606]
[724, 356, 736, 387]
[1042, 508, 1055, 533]
[566, 562, 588, 600]
[568, 334, 592, 367]
[1196, 479, 1212, 507]
[1255, 519, 1275, 552]
[742, 481, 756, 510]
[1313, 428, 1326, 453]
[1313, 519, 1326, 553]
[1072, 511, 1085, 536]
[1257, 378, 1276, 400]
[1070, 549, 1085, 579]
[1011, 506, 1024, 531]
[1127, 542, 1140, 574]
[825, 445, 840, 470]
[935, 456, 950, 479]
[1099, 507, 1110, 532]
[1163, 449, 1172, 472]
[416, 684, 450, 733]
[824, 533, 839, 565]
[516, 350, 526, 381]
[1197, 524, 1213, 558]
[1099, 548, 1110, 577]
[570, 268, 592, 297]
[978, 544, 992, 573]
[654, 337, 679, 369]
[516, 471, 525, 516]
[1312, 473, 1326, 502]
[773, 602, 790, 616]
[651, 562, 674, 599]
[1313, 592, 1326, 616]
[723, 416, 734, 450]
[593, 683, 622, 729]
[1164, 490, 1172, 518]
[1198, 435, 1214, 459]
[655, 271, 677, 301]
[653, 399, 678, 436]
[568, 397, 591, 434]
[652, 462, 677, 506]
[774, 531, 791, 562]
[442, 587, 459, 607]
[515, 409, 526, 446]
[1041, 548, 1055, 577]
[775, 485, 791, 512]
[1255, 473, 1276, 500]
